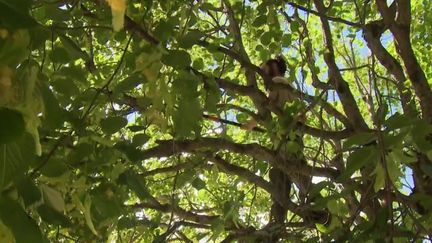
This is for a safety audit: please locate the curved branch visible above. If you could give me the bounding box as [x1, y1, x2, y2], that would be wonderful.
[216, 103, 261, 122]
[132, 201, 218, 225]
[286, 1, 363, 28]
[363, 20, 413, 115]
[138, 137, 275, 162]
[300, 124, 356, 140]
[208, 155, 273, 193]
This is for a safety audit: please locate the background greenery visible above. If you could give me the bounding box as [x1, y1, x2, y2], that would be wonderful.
[0, 0, 432, 242]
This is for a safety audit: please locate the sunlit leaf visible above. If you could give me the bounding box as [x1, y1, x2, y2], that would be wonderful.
[338, 146, 378, 181]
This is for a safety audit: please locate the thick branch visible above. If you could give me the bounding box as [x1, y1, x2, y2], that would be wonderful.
[140, 162, 201, 177]
[300, 124, 356, 140]
[133, 201, 218, 225]
[208, 155, 273, 193]
[363, 20, 413, 115]
[138, 138, 275, 162]
[266, 82, 352, 128]
[313, 0, 368, 130]
[375, 0, 432, 121]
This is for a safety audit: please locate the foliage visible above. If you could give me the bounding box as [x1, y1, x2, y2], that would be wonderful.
[0, 0, 432, 242]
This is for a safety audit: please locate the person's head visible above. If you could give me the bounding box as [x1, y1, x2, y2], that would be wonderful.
[260, 55, 287, 77]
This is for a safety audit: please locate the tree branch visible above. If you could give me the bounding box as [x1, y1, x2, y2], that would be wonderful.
[375, 1, 432, 121]
[286, 1, 363, 28]
[313, 0, 368, 130]
[132, 201, 218, 225]
[138, 137, 275, 162]
[363, 20, 413, 115]
[208, 155, 273, 193]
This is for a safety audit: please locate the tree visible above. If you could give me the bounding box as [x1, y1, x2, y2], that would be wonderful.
[0, 0, 432, 241]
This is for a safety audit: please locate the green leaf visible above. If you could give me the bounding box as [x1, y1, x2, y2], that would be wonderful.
[0, 108, 25, 144]
[118, 217, 140, 229]
[260, 32, 272, 46]
[114, 141, 143, 162]
[386, 156, 401, 185]
[16, 176, 41, 207]
[382, 131, 408, 149]
[118, 170, 152, 200]
[384, 113, 413, 130]
[176, 169, 196, 188]
[420, 162, 432, 177]
[44, 4, 70, 22]
[29, 26, 50, 49]
[411, 120, 432, 151]
[281, 34, 292, 47]
[91, 183, 123, 221]
[338, 146, 378, 181]
[132, 133, 150, 146]
[309, 181, 333, 199]
[316, 223, 329, 233]
[327, 199, 348, 217]
[49, 47, 71, 64]
[174, 72, 200, 96]
[285, 140, 300, 153]
[178, 30, 204, 48]
[113, 74, 145, 95]
[200, 3, 219, 11]
[153, 20, 175, 42]
[74, 194, 98, 236]
[172, 73, 201, 137]
[343, 132, 375, 150]
[51, 77, 79, 96]
[59, 34, 89, 61]
[389, 150, 416, 164]
[290, 21, 300, 32]
[162, 50, 192, 69]
[100, 116, 128, 134]
[40, 83, 65, 129]
[0, 30, 30, 65]
[0, 133, 35, 190]
[0, 0, 37, 28]
[192, 58, 204, 70]
[127, 125, 146, 132]
[192, 177, 206, 190]
[173, 98, 202, 138]
[372, 163, 385, 192]
[40, 185, 65, 213]
[40, 158, 68, 177]
[252, 15, 267, 27]
[37, 204, 71, 227]
[256, 160, 268, 175]
[0, 197, 44, 243]
[204, 79, 221, 113]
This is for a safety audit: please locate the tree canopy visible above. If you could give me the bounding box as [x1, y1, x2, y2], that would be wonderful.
[1, 0, 432, 242]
